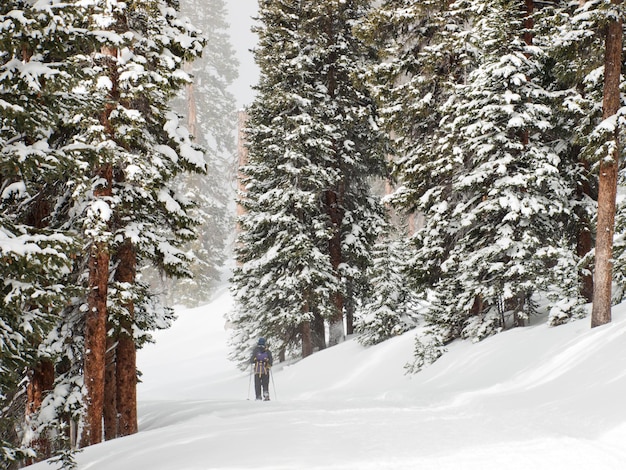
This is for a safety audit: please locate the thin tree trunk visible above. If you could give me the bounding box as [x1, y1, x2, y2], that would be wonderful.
[523, 0, 534, 46]
[326, 186, 345, 346]
[115, 239, 138, 437]
[301, 297, 313, 357]
[325, 3, 345, 347]
[345, 283, 355, 336]
[592, 3, 622, 327]
[83, 40, 118, 447]
[516, 0, 533, 327]
[24, 194, 54, 463]
[185, 61, 198, 139]
[576, 158, 594, 302]
[301, 317, 313, 358]
[573, 0, 595, 302]
[312, 308, 326, 351]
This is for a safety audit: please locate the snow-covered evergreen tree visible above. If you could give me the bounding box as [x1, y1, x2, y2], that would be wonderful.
[366, 0, 587, 355]
[230, 0, 388, 363]
[363, 0, 476, 288]
[535, 1, 610, 307]
[56, 0, 204, 448]
[422, 0, 584, 340]
[356, 237, 421, 345]
[0, 0, 86, 464]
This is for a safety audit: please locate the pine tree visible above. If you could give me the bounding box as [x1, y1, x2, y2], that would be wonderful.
[367, 0, 587, 351]
[230, 0, 388, 363]
[536, 1, 611, 306]
[539, 1, 626, 319]
[364, 0, 476, 288]
[72, 0, 204, 447]
[427, 0, 584, 339]
[0, 0, 86, 464]
[356, 237, 421, 345]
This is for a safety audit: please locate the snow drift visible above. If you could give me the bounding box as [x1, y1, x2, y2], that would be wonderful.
[26, 290, 626, 469]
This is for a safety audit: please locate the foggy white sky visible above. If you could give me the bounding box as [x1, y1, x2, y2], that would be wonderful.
[226, 0, 259, 109]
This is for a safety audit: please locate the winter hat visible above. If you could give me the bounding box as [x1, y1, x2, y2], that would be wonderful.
[258, 337, 266, 346]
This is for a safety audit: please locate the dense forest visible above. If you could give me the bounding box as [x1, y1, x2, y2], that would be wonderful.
[230, 0, 625, 367]
[1, 0, 625, 468]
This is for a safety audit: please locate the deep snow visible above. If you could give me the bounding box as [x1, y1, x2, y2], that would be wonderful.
[27, 288, 626, 469]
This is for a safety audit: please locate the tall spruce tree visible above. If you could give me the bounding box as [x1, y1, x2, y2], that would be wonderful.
[1, 0, 206, 463]
[539, 2, 626, 315]
[230, 0, 387, 364]
[536, 1, 614, 307]
[364, 0, 475, 286]
[423, 0, 584, 341]
[72, 0, 203, 448]
[0, 1, 86, 465]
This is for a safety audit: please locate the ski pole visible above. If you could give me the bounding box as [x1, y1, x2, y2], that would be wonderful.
[247, 364, 253, 400]
[270, 368, 277, 401]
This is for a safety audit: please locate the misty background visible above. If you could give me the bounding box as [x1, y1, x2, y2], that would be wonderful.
[147, 0, 259, 306]
[227, 0, 259, 109]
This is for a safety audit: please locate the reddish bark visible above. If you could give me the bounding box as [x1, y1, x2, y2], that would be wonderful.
[592, 4, 623, 327]
[83, 243, 110, 446]
[83, 164, 113, 447]
[115, 240, 138, 437]
[103, 334, 117, 440]
[523, 0, 534, 46]
[25, 360, 55, 462]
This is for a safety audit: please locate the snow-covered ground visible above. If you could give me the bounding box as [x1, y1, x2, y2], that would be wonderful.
[27, 289, 626, 469]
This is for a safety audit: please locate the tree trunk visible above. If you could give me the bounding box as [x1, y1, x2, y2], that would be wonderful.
[326, 186, 345, 346]
[185, 61, 198, 139]
[301, 320, 313, 358]
[83, 222, 110, 447]
[24, 195, 55, 462]
[592, 4, 622, 328]
[115, 239, 138, 437]
[524, 0, 534, 46]
[576, 161, 594, 302]
[312, 308, 326, 351]
[345, 282, 355, 336]
[85, 42, 119, 446]
[25, 360, 55, 462]
[103, 334, 117, 440]
[324, 3, 345, 347]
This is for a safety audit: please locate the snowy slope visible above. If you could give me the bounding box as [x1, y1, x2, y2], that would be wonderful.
[27, 290, 626, 470]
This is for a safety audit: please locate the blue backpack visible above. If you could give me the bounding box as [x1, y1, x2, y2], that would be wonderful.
[254, 349, 270, 375]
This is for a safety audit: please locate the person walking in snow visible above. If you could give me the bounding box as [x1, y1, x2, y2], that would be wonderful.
[250, 337, 273, 400]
